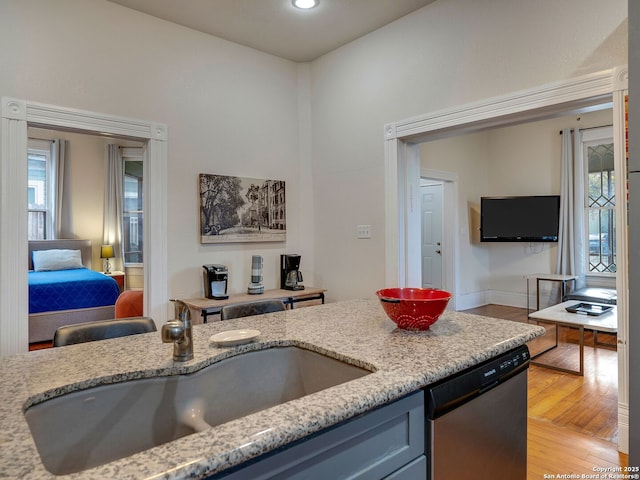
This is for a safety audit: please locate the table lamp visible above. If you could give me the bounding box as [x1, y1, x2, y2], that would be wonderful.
[100, 244, 114, 274]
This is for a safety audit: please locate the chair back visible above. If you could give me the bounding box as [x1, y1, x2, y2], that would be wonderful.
[115, 290, 144, 318]
[220, 299, 286, 320]
[53, 317, 157, 347]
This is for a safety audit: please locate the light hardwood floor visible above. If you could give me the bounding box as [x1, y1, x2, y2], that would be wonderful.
[464, 304, 629, 479]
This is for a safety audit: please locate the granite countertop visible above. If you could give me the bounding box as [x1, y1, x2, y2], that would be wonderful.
[0, 297, 544, 479]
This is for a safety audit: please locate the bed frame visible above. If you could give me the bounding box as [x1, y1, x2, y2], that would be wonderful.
[28, 239, 116, 343]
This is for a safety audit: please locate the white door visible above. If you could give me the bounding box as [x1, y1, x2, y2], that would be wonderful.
[421, 183, 443, 289]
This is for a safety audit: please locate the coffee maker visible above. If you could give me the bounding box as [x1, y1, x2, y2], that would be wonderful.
[280, 254, 304, 291]
[203, 264, 229, 300]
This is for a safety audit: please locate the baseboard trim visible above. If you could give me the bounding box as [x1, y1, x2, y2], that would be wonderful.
[488, 290, 528, 309]
[455, 290, 530, 311]
[455, 290, 489, 311]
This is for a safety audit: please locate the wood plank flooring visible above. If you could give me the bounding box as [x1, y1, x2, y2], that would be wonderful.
[29, 340, 52, 351]
[464, 304, 629, 479]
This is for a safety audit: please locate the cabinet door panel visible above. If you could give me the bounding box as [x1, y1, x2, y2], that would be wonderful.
[212, 391, 424, 480]
[384, 456, 427, 480]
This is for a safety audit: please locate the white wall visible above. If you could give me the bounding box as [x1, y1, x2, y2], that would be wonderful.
[28, 127, 145, 276]
[420, 109, 613, 307]
[28, 128, 107, 251]
[0, 0, 310, 299]
[419, 132, 491, 304]
[0, 0, 627, 307]
[485, 109, 614, 307]
[419, 109, 613, 308]
[309, 0, 627, 302]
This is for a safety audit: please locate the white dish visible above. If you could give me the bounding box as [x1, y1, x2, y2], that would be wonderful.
[209, 329, 260, 347]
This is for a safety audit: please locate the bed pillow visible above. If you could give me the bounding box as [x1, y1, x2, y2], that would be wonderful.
[32, 249, 84, 272]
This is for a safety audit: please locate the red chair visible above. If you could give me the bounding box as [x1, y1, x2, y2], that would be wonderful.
[115, 290, 144, 318]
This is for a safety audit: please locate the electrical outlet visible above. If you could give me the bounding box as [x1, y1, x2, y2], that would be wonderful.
[357, 225, 372, 239]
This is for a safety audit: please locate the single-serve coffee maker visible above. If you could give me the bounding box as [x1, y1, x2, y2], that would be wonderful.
[280, 254, 304, 291]
[203, 264, 229, 300]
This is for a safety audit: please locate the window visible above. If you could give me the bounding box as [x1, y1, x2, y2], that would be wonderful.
[27, 139, 53, 240]
[122, 148, 143, 265]
[583, 128, 615, 274]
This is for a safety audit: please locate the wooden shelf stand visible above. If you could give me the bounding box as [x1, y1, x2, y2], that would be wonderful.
[182, 287, 326, 323]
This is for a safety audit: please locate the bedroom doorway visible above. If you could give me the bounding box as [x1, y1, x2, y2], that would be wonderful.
[0, 97, 168, 356]
[26, 128, 146, 349]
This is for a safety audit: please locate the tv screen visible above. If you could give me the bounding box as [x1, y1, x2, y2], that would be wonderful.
[480, 195, 560, 242]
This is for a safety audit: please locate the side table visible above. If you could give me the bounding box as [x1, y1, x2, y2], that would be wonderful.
[526, 273, 577, 313]
[103, 271, 126, 293]
[182, 287, 326, 324]
[528, 301, 617, 375]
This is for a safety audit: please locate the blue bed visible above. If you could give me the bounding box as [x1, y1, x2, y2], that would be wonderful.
[28, 239, 121, 343]
[29, 268, 120, 314]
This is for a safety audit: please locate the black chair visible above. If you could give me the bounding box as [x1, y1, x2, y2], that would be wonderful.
[52, 317, 157, 347]
[220, 299, 286, 320]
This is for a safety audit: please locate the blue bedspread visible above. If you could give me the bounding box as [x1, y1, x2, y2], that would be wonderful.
[29, 268, 120, 314]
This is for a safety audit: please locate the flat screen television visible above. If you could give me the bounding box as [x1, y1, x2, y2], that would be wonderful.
[480, 195, 560, 242]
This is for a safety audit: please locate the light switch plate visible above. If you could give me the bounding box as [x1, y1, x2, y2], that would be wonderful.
[357, 225, 372, 239]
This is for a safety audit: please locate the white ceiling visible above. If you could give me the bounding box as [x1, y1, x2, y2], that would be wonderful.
[107, 0, 437, 62]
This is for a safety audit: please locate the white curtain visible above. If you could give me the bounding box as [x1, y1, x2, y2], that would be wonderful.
[103, 144, 124, 272]
[556, 128, 586, 288]
[51, 139, 68, 239]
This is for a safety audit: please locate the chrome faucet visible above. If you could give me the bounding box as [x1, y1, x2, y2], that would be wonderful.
[161, 299, 194, 361]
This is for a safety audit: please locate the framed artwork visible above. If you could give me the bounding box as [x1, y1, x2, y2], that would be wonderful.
[199, 173, 286, 243]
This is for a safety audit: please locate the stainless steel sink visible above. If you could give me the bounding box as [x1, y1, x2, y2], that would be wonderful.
[24, 346, 372, 475]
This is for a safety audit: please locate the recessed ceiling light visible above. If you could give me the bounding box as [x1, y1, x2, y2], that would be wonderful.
[292, 0, 319, 9]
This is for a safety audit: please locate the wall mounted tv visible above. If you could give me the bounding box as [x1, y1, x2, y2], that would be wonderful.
[480, 195, 561, 242]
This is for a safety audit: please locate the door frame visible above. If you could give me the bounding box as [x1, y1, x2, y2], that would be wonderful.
[383, 66, 629, 452]
[0, 97, 168, 356]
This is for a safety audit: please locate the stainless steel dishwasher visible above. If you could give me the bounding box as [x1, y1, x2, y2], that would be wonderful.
[425, 345, 530, 480]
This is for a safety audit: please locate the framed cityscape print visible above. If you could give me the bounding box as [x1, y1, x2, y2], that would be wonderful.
[199, 173, 286, 243]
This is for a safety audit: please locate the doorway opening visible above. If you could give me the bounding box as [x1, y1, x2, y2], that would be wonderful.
[383, 67, 629, 453]
[0, 97, 168, 356]
[420, 181, 443, 289]
[419, 170, 458, 308]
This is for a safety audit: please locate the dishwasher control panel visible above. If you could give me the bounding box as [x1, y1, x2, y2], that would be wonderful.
[478, 344, 530, 386]
[426, 344, 530, 419]
[498, 348, 530, 373]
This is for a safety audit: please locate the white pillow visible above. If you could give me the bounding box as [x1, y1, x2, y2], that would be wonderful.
[32, 249, 83, 272]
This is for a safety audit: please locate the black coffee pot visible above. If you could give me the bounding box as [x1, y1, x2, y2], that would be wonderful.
[280, 254, 304, 291]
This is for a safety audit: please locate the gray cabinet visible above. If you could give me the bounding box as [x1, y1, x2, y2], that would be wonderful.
[383, 456, 427, 479]
[211, 391, 425, 480]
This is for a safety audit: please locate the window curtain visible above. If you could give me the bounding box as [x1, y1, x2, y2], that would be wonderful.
[103, 144, 124, 272]
[51, 139, 69, 239]
[556, 128, 586, 288]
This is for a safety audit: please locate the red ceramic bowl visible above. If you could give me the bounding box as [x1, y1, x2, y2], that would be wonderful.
[376, 287, 452, 330]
